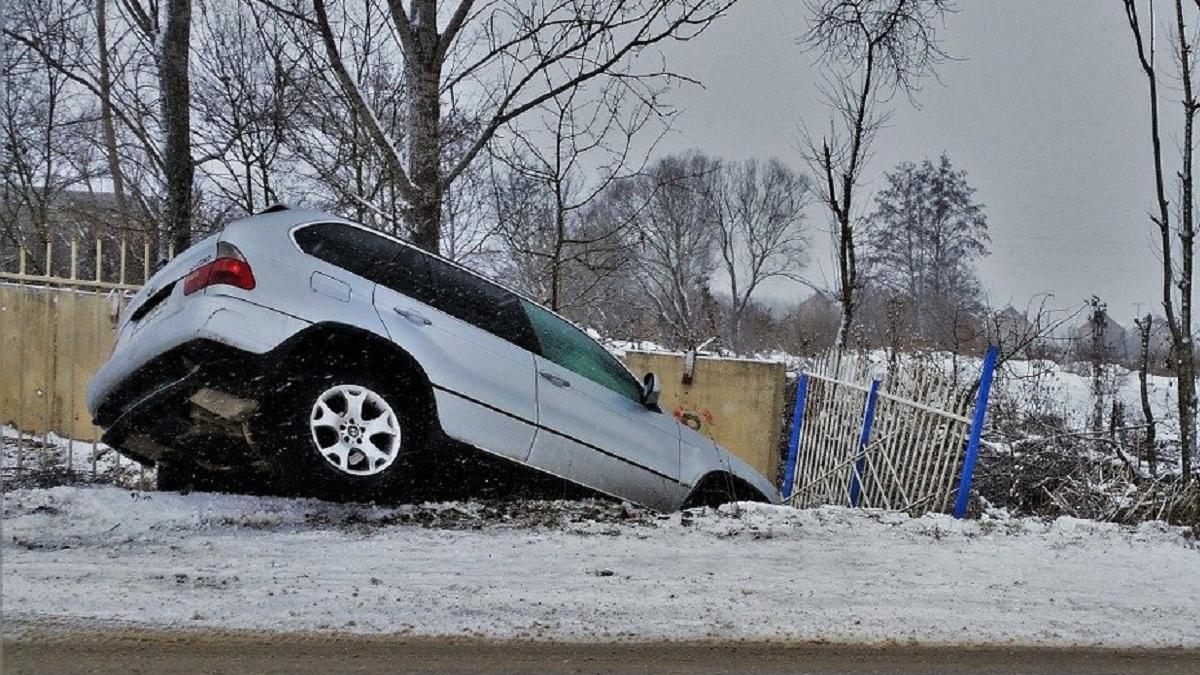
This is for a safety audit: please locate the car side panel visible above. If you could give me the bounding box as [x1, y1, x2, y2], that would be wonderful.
[526, 355, 686, 510]
[372, 284, 539, 462]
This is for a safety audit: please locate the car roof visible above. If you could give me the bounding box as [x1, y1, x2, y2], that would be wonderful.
[226, 207, 640, 379]
[223, 207, 354, 233]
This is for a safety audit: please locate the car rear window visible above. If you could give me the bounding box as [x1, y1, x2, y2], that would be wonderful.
[294, 222, 394, 278]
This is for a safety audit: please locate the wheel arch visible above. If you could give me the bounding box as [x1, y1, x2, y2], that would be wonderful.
[267, 321, 442, 436]
[681, 471, 771, 509]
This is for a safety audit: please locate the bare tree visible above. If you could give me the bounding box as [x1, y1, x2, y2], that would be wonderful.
[490, 74, 664, 311]
[1, 0, 101, 260]
[1122, 0, 1196, 479]
[438, 121, 498, 263]
[622, 152, 720, 348]
[96, 0, 130, 225]
[712, 157, 811, 352]
[6, 0, 204, 250]
[283, 0, 737, 253]
[800, 0, 953, 351]
[192, 0, 308, 217]
[276, 0, 414, 233]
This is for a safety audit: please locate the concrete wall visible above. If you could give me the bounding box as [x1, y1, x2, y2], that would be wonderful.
[0, 284, 789, 481]
[621, 350, 787, 481]
[0, 285, 122, 441]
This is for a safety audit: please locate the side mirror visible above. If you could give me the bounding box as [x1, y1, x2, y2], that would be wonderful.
[642, 372, 662, 408]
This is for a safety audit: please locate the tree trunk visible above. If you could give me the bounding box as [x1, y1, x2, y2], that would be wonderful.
[835, 213, 856, 351]
[549, 180, 566, 311]
[159, 0, 193, 257]
[1125, 0, 1195, 480]
[96, 0, 129, 227]
[1136, 315, 1158, 477]
[406, 0, 442, 253]
[1177, 341, 1195, 478]
[1176, 0, 1196, 480]
[1090, 298, 1107, 435]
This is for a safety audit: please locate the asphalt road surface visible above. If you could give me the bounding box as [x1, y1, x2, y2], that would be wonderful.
[3, 630, 1197, 674]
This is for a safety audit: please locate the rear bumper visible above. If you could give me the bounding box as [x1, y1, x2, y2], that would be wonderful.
[87, 294, 310, 421]
[94, 340, 266, 460]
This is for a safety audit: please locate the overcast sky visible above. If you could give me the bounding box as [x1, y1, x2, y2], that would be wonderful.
[655, 0, 1163, 323]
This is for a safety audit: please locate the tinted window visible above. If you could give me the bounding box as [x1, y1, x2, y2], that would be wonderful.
[295, 223, 538, 353]
[294, 222, 394, 284]
[520, 299, 643, 403]
[409, 258, 538, 353]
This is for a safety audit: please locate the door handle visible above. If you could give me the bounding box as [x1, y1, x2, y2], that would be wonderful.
[393, 307, 432, 326]
[539, 371, 571, 388]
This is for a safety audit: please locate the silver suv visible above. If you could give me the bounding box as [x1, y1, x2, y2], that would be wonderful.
[86, 208, 778, 509]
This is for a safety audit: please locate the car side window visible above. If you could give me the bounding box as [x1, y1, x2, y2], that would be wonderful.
[411, 257, 539, 354]
[295, 222, 539, 353]
[519, 299, 643, 403]
[294, 222, 393, 284]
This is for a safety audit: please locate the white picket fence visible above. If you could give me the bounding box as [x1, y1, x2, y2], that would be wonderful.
[782, 348, 996, 517]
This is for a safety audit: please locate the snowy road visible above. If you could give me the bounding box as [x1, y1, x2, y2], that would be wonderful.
[2, 486, 1198, 648]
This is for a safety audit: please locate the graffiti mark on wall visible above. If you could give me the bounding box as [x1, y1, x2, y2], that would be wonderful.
[672, 406, 715, 433]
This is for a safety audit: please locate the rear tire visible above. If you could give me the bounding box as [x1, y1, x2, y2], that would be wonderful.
[252, 366, 428, 502]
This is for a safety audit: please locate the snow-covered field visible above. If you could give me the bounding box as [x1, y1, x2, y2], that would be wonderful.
[3, 486, 1198, 647]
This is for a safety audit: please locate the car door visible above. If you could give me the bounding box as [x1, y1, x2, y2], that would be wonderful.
[367, 236, 541, 463]
[519, 299, 685, 509]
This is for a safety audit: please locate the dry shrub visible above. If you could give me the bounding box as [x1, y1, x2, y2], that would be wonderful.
[976, 413, 1199, 528]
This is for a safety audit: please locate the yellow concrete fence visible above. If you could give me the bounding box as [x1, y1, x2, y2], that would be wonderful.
[0, 284, 125, 442]
[2, 273, 788, 482]
[622, 350, 787, 482]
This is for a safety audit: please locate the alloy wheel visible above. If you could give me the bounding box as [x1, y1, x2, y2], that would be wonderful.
[308, 384, 402, 476]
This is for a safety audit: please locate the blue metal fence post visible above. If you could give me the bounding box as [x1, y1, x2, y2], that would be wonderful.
[848, 379, 881, 507]
[953, 345, 1000, 518]
[781, 373, 810, 500]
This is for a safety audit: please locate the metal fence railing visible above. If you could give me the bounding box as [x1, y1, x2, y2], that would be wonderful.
[781, 347, 998, 518]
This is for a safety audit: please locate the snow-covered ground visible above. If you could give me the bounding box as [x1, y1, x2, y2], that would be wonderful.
[2, 425, 147, 488]
[3, 486, 1197, 647]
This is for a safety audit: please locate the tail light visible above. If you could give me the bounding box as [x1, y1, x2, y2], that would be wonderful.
[182, 241, 256, 295]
